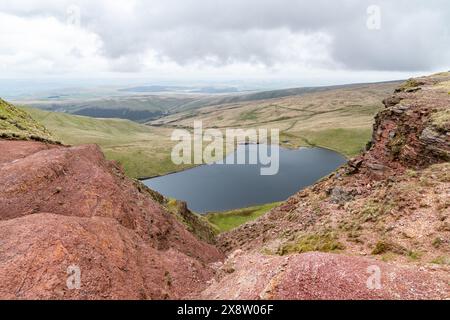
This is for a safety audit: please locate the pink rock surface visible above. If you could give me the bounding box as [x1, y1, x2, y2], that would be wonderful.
[0, 141, 223, 299]
[200, 251, 449, 300]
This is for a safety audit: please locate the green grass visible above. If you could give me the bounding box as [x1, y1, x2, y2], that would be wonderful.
[431, 109, 450, 132]
[238, 109, 259, 121]
[431, 256, 450, 265]
[296, 127, 373, 157]
[205, 202, 281, 233]
[397, 79, 422, 91]
[0, 99, 56, 142]
[407, 250, 423, 261]
[371, 240, 416, 258]
[277, 231, 345, 256]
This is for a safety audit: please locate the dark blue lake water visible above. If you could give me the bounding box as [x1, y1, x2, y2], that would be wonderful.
[143, 145, 346, 213]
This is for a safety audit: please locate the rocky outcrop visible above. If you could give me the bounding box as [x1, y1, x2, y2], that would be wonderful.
[0, 98, 57, 143]
[368, 74, 450, 168]
[0, 140, 223, 299]
[211, 72, 449, 299]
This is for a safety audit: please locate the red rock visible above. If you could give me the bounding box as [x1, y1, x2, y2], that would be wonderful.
[0, 141, 223, 299]
[200, 252, 449, 300]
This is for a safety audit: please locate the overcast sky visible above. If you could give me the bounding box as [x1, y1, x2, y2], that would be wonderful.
[0, 0, 448, 84]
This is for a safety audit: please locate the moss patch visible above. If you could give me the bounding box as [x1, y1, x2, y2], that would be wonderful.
[206, 202, 281, 233]
[396, 79, 423, 92]
[371, 240, 407, 255]
[277, 232, 345, 256]
[430, 109, 450, 132]
[388, 134, 406, 159]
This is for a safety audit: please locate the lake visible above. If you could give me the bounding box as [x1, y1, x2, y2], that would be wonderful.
[143, 145, 346, 213]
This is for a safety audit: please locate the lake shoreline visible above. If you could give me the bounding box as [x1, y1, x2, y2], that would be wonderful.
[137, 143, 349, 181]
[141, 145, 347, 213]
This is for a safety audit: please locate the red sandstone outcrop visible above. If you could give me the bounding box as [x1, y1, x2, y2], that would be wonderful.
[0, 141, 223, 299]
[210, 72, 449, 300]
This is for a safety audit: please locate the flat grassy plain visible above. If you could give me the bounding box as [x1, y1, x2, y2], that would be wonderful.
[23, 107, 196, 179]
[205, 202, 282, 233]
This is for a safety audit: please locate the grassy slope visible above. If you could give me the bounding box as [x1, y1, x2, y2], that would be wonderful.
[0, 98, 56, 142]
[295, 128, 373, 157]
[17, 83, 377, 114]
[23, 107, 196, 179]
[205, 202, 282, 233]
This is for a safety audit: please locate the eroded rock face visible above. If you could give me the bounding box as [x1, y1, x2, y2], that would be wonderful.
[0, 141, 223, 299]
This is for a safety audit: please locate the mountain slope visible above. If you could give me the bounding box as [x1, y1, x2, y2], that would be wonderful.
[0, 98, 56, 143]
[219, 72, 450, 259]
[0, 141, 223, 299]
[22, 107, 197, 179]
[0, 102, 223, 299]
[16, 81, 401, 123]
[202, 72, 450, 299]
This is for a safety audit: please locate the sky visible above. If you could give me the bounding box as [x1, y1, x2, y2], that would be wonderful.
[0, 0, 449, 86]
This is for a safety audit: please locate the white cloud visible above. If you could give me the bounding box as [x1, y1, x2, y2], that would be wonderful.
[0, 0, 448, 79]
[0, 12, 106, 76]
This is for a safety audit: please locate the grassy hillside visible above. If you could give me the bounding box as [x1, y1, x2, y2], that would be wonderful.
[17, 81, 400, 180]
[23, 107, 196, 178]
[15, 81, 401, 123]
[205, 202, 282, 233]
[0, 98, 56, 142]
[151, 82, 399, 158]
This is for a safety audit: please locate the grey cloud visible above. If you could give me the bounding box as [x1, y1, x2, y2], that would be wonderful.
[1, 0, 449, 72]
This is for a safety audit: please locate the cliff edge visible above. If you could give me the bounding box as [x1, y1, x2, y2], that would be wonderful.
[204, 72, 450, 299]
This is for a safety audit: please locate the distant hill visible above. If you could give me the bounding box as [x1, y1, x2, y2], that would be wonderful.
[15, 81, 402, 123]
[150, 81, 401, 157]
[119, 85, 239, 94]
[118, 85, 187, 93]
